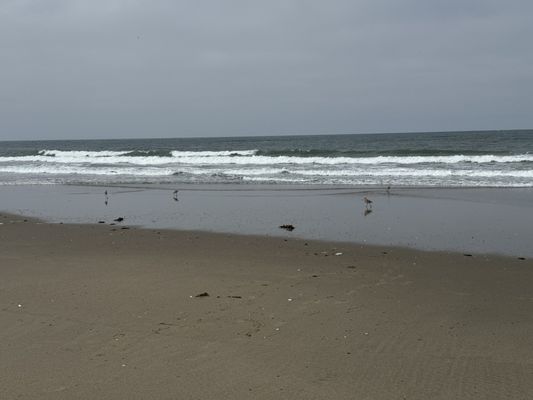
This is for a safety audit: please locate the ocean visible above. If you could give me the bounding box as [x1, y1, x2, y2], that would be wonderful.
[1, 130, 532, 187]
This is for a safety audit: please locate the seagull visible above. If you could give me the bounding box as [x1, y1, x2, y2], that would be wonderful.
[363, 197, 373, 208]
[172, 190, 179, 201]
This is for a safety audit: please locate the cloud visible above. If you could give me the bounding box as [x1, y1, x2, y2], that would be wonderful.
[0, 0, 532, 139]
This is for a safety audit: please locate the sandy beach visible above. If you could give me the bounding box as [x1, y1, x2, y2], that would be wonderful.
[1, 213, 532, 399]
[2, 0, 533, 397]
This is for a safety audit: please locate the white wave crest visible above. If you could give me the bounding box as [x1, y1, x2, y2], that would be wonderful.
[1, 163, 533, 180]
[0, 164, 174, 176]
[1, 150, 532, 166]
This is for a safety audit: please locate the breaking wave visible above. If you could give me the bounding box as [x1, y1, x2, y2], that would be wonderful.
[0, 144, 531, 187]
[0, 149, 532, 166]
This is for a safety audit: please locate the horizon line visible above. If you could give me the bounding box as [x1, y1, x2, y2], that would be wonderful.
[0, 128, 531, 143]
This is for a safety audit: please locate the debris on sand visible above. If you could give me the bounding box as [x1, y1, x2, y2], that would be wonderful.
[114, 217, 124, 222]
[195, 292, 210, 298]
[98, 221, 105, 224]
[279, 224, 295, 231]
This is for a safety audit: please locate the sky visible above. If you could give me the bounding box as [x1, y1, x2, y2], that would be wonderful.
[1, 0, 532, 140]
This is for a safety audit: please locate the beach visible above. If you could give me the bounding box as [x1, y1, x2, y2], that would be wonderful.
[1, 184, 532, 256]
[1, 212, 532, 399]
[2, 0, 533, 397]
[1, 147, 532, 399]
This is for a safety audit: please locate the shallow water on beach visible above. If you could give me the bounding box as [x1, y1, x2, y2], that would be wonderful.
[1, 184, 532, 257]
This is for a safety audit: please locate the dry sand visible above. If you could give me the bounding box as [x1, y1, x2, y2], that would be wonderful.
[1, 213, 532, 399]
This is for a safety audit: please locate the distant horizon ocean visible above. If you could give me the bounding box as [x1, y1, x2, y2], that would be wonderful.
[1, 130, 532, 187]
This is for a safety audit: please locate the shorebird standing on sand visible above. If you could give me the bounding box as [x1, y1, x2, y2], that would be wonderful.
[172, 190, 179, 202]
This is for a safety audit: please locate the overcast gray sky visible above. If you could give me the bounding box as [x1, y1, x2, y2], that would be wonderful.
[1, 0, 532, 140]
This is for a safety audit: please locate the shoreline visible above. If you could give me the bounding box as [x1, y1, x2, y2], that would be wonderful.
[1, 213, 532, 399]
[1, 184, 532, 257]
[0, 210, 529, 261]
[73, 182, 533, 190]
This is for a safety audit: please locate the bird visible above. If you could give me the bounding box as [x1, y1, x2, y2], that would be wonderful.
[363, 197, 373, 208]
[172, 190, 179, 201]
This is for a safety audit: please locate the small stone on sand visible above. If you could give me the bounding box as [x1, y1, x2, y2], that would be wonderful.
[279, 224, 295, 231]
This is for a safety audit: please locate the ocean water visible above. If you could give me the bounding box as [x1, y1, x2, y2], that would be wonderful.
[0, 130, 532, 187]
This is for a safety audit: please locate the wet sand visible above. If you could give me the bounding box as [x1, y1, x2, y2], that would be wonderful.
[1, 213, 532, 399]
[1, 184, 533, 256]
